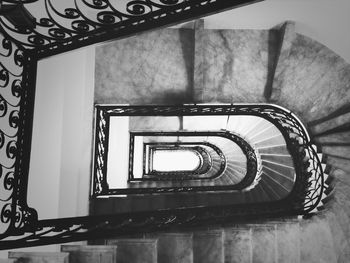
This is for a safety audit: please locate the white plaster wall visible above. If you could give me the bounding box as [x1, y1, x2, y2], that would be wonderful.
[28, 47, 95, 219]
[1, 47, 95, 258]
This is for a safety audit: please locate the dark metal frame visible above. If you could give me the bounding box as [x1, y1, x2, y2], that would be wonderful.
[0, 0, 327, 250]
[142, 143, 216, 179]
[95, 123, 259, 195]
[109, 130, 256, 193]
[134, 143, 210, 180]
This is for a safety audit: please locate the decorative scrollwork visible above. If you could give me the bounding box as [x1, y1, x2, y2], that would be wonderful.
[0, 69, 9, 87]
[0, 0, 262, 58]
[11, 79, 21, 98]
[3, 171, 14, 191]
[0, 131, 4, 149]
[0, 98, 7, 117]
[0, 0, 327, 250]
[14, 49, 24, 67]
[0, 203, 12, 224]
[97, 11, 122, 25]
[9, 110, 19, 129]
[126, 1, 153, 16]
[6, 140, 17, 159]
[0, 38, 12, 57]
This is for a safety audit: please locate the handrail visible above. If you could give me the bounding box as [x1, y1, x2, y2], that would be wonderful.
[0, 103, 325, 249]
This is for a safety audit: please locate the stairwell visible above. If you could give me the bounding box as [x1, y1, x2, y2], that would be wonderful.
[5, 19, 350, 262]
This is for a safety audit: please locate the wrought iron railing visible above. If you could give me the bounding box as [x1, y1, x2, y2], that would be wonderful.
[0, 99, 326, 249]
[95, 129, 258, 196]
[0, 0, 327, 249]
[0, 0, 264, 58]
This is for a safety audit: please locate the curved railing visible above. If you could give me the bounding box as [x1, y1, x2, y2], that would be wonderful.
[0, 102, 326, 249]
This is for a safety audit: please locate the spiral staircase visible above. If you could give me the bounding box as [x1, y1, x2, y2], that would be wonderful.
[2, 19, 350, 262]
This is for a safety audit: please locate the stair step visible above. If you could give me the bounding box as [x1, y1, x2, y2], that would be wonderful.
[224, 227, 252, 263]
[129, 116, 180, 131]
[326, 156, 350, 172]
[322, 146, 350, 159]
[300, 218, 337, 263]
[251, 225, 277, 263]
[257, 144, 288, 155]
[8, 252, 69, 263]
[0, 259, 17, 263]
[260, 173, 290, 198]
[248, 125, 281, 144]
[253, 134, 285, 148]
[61, 245, 117, 263]
[148, 233, 193, 263]
[262, 161, 295, 179]
[261, 154, 294, 167]
[106, 238, 157, 263]
[321, 211, 350, 262]
[243, 119, 272, 138]
[183, 116, 227, 130]
[193, 230, 224, 263]
[310, 111, 350, 135]
[275, 222, 300, 263]
[315, 131, 350, 144]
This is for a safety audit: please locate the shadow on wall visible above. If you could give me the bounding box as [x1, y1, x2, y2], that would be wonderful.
[94, 28, 195, 105]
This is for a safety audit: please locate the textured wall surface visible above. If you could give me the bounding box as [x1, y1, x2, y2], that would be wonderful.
[95, 28, 194, 104]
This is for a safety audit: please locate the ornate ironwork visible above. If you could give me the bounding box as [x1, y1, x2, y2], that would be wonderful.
[0, 101, 325, 250]
[0, 0, 264, 58]
[107, 130, 257, 195]
[141, 142, 221, 179]
[0, 32, 37, 241]
[0, 0, 327, 250]
[93, 104, 324, 214]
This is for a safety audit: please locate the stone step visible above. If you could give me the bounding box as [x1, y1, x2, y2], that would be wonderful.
[321, 211, 350, 262]
[261, 154, 294, 167]
[147, 233, 193, 263]
[258, 145, 289, 155]
[270, 21, 350, 122]
[183, 116, 227, 131]
[322, 146, 350, 159]
[129, 116, 181, 131]
[224, 227, 252, 263]
[261, 165, 295, 184]
[309, 111, 350, 136]
[193, 230, 224, 263]
[299, 217, 337, 263]
[61, 245, 117, 263]
[275, 222, 300, 263]
[251, 225, 277, 263]
[329, 168, 350, 187]
[8, 252, 69, 263]
[244, 120, 273, 140]
[254, 135, 285, 148]
[261, 161, 295, 180]
[0, 259, 18, 263]
[260, 173, 291, 198]
[325, 156, 350, 173]
[247, 125, 281, 144]
[106, 238, 157, 263]
[314, 131, 350, 144]
[226, 116, 263, 136]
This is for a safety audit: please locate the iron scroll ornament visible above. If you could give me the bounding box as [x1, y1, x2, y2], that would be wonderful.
[120, 130, 259, 195]
[0, 0, 264, 59]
